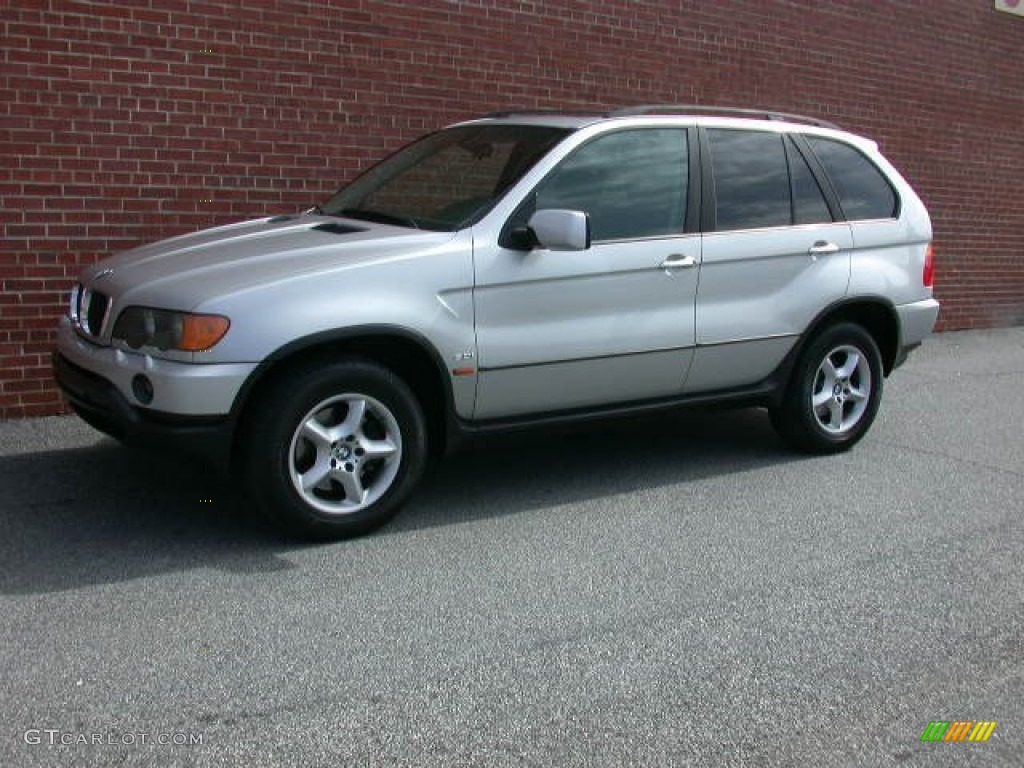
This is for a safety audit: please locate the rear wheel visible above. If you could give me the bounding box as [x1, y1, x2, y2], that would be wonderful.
[243, 359, 427, 539]
[771, 323, 883, 454]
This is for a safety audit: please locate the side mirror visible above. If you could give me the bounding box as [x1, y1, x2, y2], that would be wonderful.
[527, 209, 591, 251]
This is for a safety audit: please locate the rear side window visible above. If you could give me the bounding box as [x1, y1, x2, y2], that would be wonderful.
[807, 137, 898, 220]
[708, 130, 790, 230]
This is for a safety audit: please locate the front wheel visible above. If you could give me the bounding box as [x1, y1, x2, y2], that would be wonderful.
[243, 359, 428, 539]
[770, 323, 884, 454]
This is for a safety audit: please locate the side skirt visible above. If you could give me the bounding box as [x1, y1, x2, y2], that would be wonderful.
[448, 378, 782, 446]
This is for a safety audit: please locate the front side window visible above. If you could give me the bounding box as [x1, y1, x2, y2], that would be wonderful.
[532, 129, 689, 241]
[708, 129, 791, 231]
[807, 137, 898, 220]
[321, 125, 569, 231]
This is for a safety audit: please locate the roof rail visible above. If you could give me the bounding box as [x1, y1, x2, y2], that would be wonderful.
[610, 105, 840, 130]
[482, 108, 606, 119]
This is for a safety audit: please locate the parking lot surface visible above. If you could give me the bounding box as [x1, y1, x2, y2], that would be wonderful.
[1, 328, 1021, 767]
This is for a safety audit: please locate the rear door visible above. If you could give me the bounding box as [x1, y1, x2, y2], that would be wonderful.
[686, 127, 853, 393]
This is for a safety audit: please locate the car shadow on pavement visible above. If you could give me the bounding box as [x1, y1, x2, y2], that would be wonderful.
[392, 407, 801, 535]
[0, 408, 805, 595]
[0, 437, 296, 596]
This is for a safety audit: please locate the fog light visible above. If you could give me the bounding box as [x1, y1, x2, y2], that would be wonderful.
[131, 374, 154, 405]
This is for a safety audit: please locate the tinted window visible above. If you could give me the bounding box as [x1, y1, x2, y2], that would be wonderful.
[322, 125, 568, 230]
[534, 129, 688, 241]
[788, 140, 832, 225]
[807, 137, 897, 220]
[360, 138, 516, 223]
[709, 130, 790, 230]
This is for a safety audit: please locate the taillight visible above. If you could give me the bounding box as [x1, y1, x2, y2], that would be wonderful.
[923, 243, 935, 287]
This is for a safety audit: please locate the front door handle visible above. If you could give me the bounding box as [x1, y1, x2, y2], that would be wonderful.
[660, 254, 697, 270]
[808, 241, 841, 256]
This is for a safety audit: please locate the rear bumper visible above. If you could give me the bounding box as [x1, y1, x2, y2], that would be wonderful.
[53, 351, 233, 470]
[894, 297, 940, 369]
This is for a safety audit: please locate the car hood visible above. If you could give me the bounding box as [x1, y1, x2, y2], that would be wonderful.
[80, 214, 457, 311]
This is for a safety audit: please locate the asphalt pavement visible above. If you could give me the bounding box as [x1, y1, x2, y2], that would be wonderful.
[1, 328, 1021, 767]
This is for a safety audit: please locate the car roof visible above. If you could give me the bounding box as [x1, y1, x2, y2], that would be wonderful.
[456, 104, 842, 128]
[453, 113, 606, 130]
[450, 106, 871, 149]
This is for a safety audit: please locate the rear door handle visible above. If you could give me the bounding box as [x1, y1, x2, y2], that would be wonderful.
[808, 241, 841, 256]
[660, 254, 697, 270]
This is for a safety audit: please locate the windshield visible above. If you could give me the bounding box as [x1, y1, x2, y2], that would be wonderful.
[319, 124, 570, 231]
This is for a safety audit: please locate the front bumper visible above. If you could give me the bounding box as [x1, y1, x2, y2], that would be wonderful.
[52, 319, 257, 469]
[53, 351, 234, 470]
[55, 318, 255, 415]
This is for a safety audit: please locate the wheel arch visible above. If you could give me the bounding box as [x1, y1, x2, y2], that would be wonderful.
[227, 326, 455, 463]
[795, 297, 900, 376]
[766, 297, 898, 409]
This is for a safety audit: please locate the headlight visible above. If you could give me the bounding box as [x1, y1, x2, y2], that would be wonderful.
[68, 284, 81, 321]
[111, 307, 230, 352]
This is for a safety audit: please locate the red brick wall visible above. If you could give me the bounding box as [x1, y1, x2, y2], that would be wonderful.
[2, 0, 1022, 418]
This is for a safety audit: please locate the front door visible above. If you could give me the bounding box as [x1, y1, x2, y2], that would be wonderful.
[472, 127, 700, 420]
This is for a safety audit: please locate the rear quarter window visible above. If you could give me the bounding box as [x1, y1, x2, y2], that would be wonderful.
[807, 137, 898, 220]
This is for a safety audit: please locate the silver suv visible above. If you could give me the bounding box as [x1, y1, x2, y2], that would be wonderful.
[53, 106, 939, 538]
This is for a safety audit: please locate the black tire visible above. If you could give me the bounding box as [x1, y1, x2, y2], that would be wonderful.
[770, 323, 883, 454]
[243, 358, 428, 539]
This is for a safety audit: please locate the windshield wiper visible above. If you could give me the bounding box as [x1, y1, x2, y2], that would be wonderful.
[337, 208, 421, 230]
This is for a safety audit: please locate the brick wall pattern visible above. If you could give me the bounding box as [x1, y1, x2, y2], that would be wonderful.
[1, 0, 1022, 417]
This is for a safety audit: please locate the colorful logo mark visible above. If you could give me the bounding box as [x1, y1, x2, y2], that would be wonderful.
[921, 721, 997, 742]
